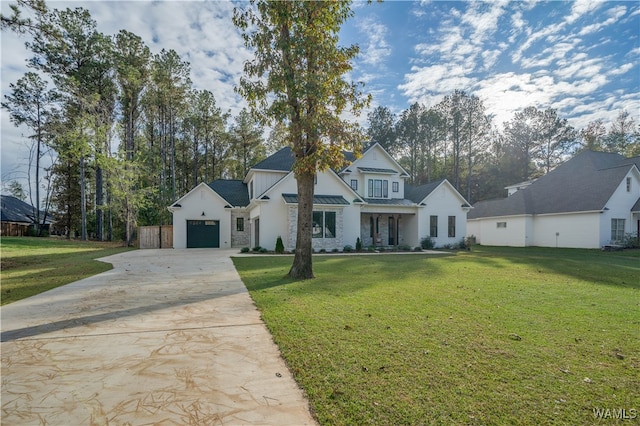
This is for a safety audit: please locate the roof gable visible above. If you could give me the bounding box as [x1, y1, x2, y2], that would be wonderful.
[348, 143, 409, 177]
[406, 179, 471, 207]
[169, 182, 230, 209]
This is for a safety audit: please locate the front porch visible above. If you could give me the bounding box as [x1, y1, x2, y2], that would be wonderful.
[359, 212, 417, 249]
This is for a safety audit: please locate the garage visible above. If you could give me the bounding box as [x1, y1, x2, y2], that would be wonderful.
[186, 220, 220, 248]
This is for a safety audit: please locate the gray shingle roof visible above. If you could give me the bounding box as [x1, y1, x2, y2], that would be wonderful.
[468, 150, 637, 219]
[405, 179, 445, 204]
[1, 195, 53, 224]
[252, 146, 358, 173]
[208, 180, 249, 207]
[251, 147, 296, 171]
[632, 197, 640, 213]
[282, 193, 350, 205]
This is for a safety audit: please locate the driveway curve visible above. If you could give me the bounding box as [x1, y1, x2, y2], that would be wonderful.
[1, 249, 316, 425]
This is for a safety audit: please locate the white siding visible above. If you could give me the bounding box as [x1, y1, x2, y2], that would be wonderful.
[252, 171, 288, 199]
[467, 216, 531, 247]
[171, 184, 232, 249]
[600, 169, 640, 245]
[532, 213, 601, 248]
[417, 183, 469, 247]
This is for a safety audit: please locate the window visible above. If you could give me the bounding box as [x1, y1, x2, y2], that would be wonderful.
[368, 179, 388, 198]
[236, 217, 244, 232]
[448, 216, 456, 238]
[627, 177, 632, 192]
[611, 218, 625, 242]
[350, 179, 358, 190]
[374, 179, 382, 197]
[249, 181, 253, 199]
[392, 182, 399, 193]
[430, 215, 438, 237]
[497, 222, 507, 228]
[313, 211, 336, 238]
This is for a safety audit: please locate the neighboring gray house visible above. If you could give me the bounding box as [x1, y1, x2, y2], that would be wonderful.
[467, 150, 640, 248]
[1, 195, 53, 236]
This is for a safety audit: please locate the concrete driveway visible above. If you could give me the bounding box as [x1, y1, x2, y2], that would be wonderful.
[1, 249, 316, 425]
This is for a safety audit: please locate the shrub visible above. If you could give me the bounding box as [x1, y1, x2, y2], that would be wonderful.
[414, 246, 422, 252]
[355, 237, 362, 251]
[319, 248, 327, 253]
[343, 245, 354, 252]
[259, 247, 268, 253]
[399, 244, 412, 251]
[421, 237, 435, 250]
[275, 236, 285, 254]
[240, 247, 250, 253]
[621, 232, 640, 249]
[456, 238, 469, 250]
[252, 246, 262, 252]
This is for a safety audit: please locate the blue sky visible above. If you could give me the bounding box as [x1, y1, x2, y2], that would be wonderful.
[1, 0, 639, 192]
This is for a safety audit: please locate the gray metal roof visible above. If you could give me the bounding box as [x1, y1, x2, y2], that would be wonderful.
[282, 193, 350, 205]
[363, 198, 415, 206]
[357, 166, 398, 174]
[208, 180, 250, 207]
[468, 150, 637, 219]
[1, 195, 53, 224]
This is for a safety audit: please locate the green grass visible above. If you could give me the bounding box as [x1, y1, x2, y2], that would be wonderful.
[1, 237, 133, 305]
[233, 247, 640, 425]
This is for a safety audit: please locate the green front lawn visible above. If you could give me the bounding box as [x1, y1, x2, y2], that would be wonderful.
[234, 247, 639, 425]
[1, 237, 133, 305]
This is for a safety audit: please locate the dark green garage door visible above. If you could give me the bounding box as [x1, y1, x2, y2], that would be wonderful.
[187, 220, 220, 248]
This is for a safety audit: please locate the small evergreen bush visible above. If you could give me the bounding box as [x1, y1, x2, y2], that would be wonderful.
[275, 236, 285, 254]
[240, 247, 250, 253]
[343, 245, 354, 252]
[355, 237, 362, 251]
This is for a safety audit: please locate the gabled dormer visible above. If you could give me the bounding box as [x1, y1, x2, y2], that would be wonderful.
[340, 143, 410, 200]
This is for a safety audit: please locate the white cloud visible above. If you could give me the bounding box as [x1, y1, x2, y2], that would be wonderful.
[357, 17, 391, 67]
[566, 0, 606, 24]
[578, 5, 627, 35]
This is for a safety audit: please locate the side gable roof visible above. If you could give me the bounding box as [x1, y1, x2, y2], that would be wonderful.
[469, 150, 636, 219]
[208, 180, 249, 207]
[406, 179, 472, 207]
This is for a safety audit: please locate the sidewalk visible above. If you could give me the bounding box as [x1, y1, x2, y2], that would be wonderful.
[1, 249, 316, 425]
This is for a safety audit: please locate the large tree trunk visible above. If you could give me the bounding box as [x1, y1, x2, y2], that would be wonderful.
[287, 171, 315, 279]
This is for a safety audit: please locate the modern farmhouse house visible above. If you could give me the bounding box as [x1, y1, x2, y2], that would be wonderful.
[169, 143, 471, 250]
[467, 150, 640, 248]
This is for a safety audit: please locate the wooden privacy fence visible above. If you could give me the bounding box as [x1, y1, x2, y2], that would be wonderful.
[138, 225, 173, 249]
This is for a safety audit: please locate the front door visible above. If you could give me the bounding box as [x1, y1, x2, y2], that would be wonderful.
[388, 216, 395, 246]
